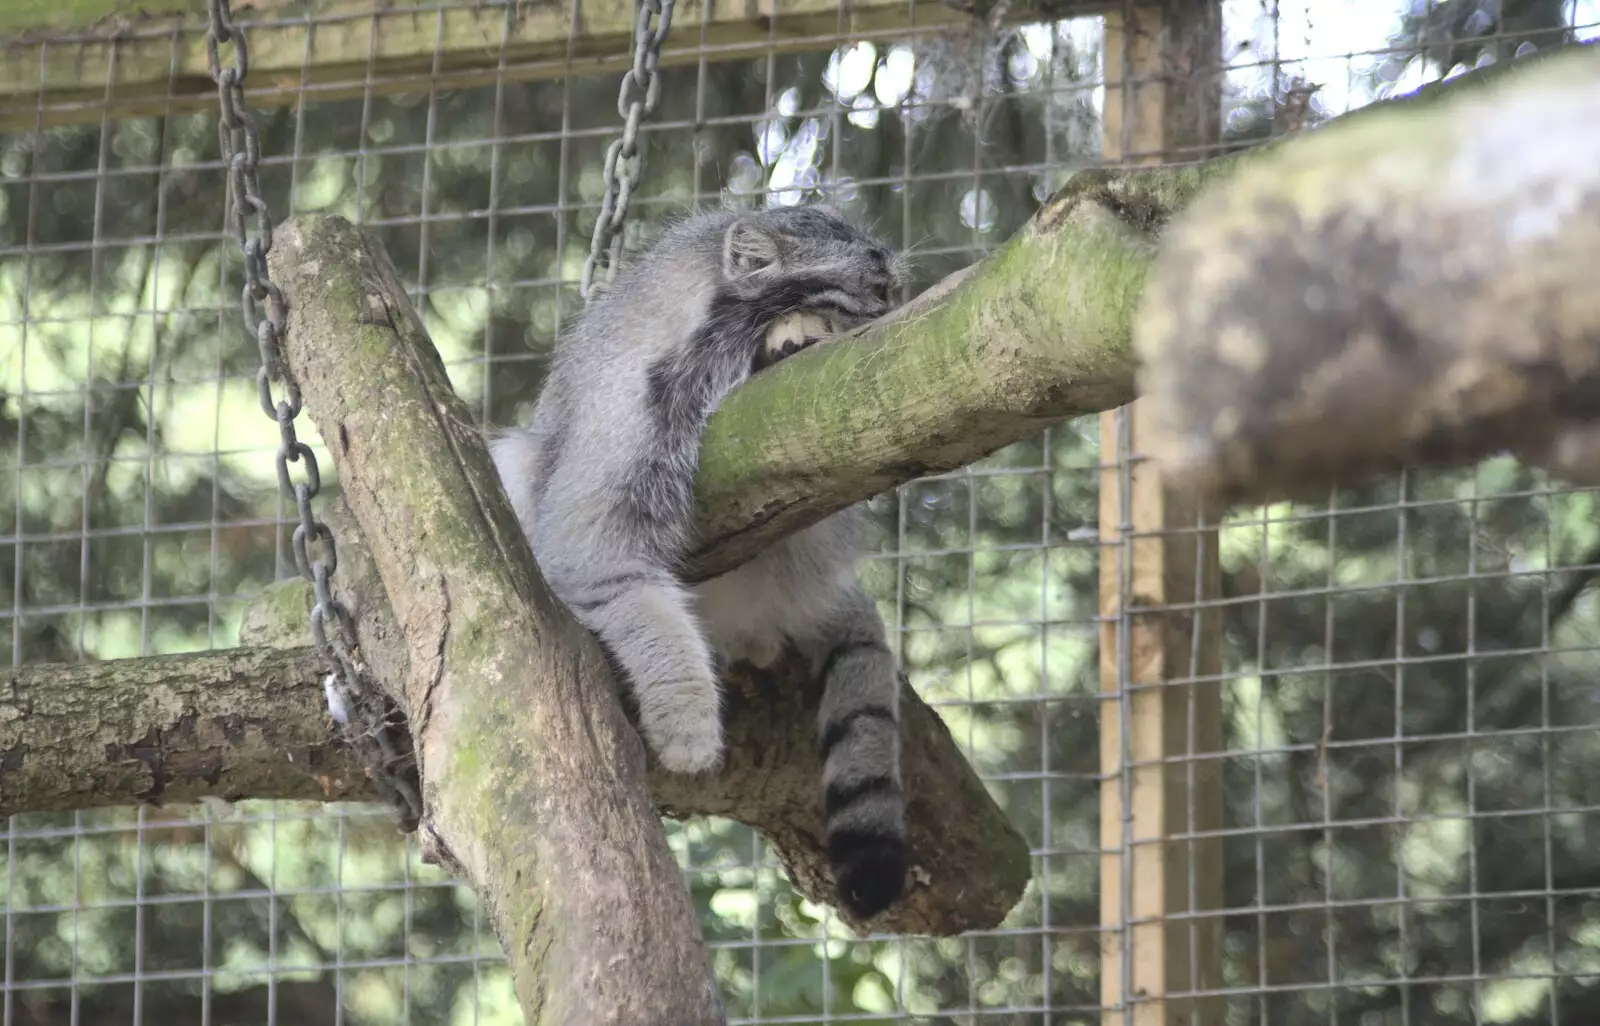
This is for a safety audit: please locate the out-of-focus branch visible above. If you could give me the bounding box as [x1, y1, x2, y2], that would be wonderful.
[1135, 44, 1600, 504]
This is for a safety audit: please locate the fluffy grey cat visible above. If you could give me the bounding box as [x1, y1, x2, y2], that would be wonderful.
[488, 205, 910, 919]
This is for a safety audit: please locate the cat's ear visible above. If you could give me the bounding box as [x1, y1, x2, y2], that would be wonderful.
[722, 216, 785, 281]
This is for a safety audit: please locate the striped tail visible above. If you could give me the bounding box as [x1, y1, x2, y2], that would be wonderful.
[818, 637, 908, 919]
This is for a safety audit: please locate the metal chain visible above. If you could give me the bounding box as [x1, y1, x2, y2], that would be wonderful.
[206, 0, 422, 831]
[580, 0, 677, 300]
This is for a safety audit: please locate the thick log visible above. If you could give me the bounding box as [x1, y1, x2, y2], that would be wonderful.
[0, 601, 1027, 941]
[1134, 44, 1600, 504]
[268, 215, 724, 1026]
[0, 643, 368, 814]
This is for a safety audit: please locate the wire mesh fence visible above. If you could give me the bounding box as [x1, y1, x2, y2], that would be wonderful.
[4, 0, 1600, 1022]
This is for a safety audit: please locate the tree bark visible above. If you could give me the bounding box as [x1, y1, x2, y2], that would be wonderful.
[0, 645, 370, 814]
[0, 629, 1025, 938]
[0, 154, 1200, 948]
[267, 216, 724, 1026]
[1135, 43, 1600, 505]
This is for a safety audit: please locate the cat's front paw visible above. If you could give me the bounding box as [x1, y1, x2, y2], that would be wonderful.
[762, 311, 837, 364]
[651, 718, 725, 774]
[640, 688, 725, 774]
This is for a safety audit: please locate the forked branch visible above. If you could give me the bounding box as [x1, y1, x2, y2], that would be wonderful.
[268, 216, 724, 1026]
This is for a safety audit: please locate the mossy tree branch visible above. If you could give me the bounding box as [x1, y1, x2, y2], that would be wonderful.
[266, 215, 726, 1026]
[0, 496, 1031, 941]
[1135, 44, 1600, 504]
[2, 160, 1207, 950]
[0, 643, 372, 814]
[687, 157, 1223, 579]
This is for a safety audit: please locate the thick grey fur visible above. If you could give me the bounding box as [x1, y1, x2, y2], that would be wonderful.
[489, 205, 910, 919]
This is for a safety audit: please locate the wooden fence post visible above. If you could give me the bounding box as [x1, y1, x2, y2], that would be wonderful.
[1099, 4, 1227, 1024]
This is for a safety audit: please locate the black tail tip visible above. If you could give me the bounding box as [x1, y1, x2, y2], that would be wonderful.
[831, 835, 910, 920]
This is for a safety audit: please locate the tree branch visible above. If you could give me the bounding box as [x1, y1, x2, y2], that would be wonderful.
[0, 621, 1024, 938]
[267, 216, 724, 1026]
[3, 165, 1179, 946]
[0, 644, 369, 815]
[687, 157, 1217, 579]
[256, 493, 1031, 941]
[1135, 43, 1600, 504]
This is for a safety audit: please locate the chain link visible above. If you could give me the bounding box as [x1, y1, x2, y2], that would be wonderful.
[206, 0, 422, 832]
[580, 0, 677, 299]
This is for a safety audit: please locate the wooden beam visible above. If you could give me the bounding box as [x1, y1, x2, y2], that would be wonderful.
[0, 0, 1108, 132]
[1097, 4, 1226, 1025]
